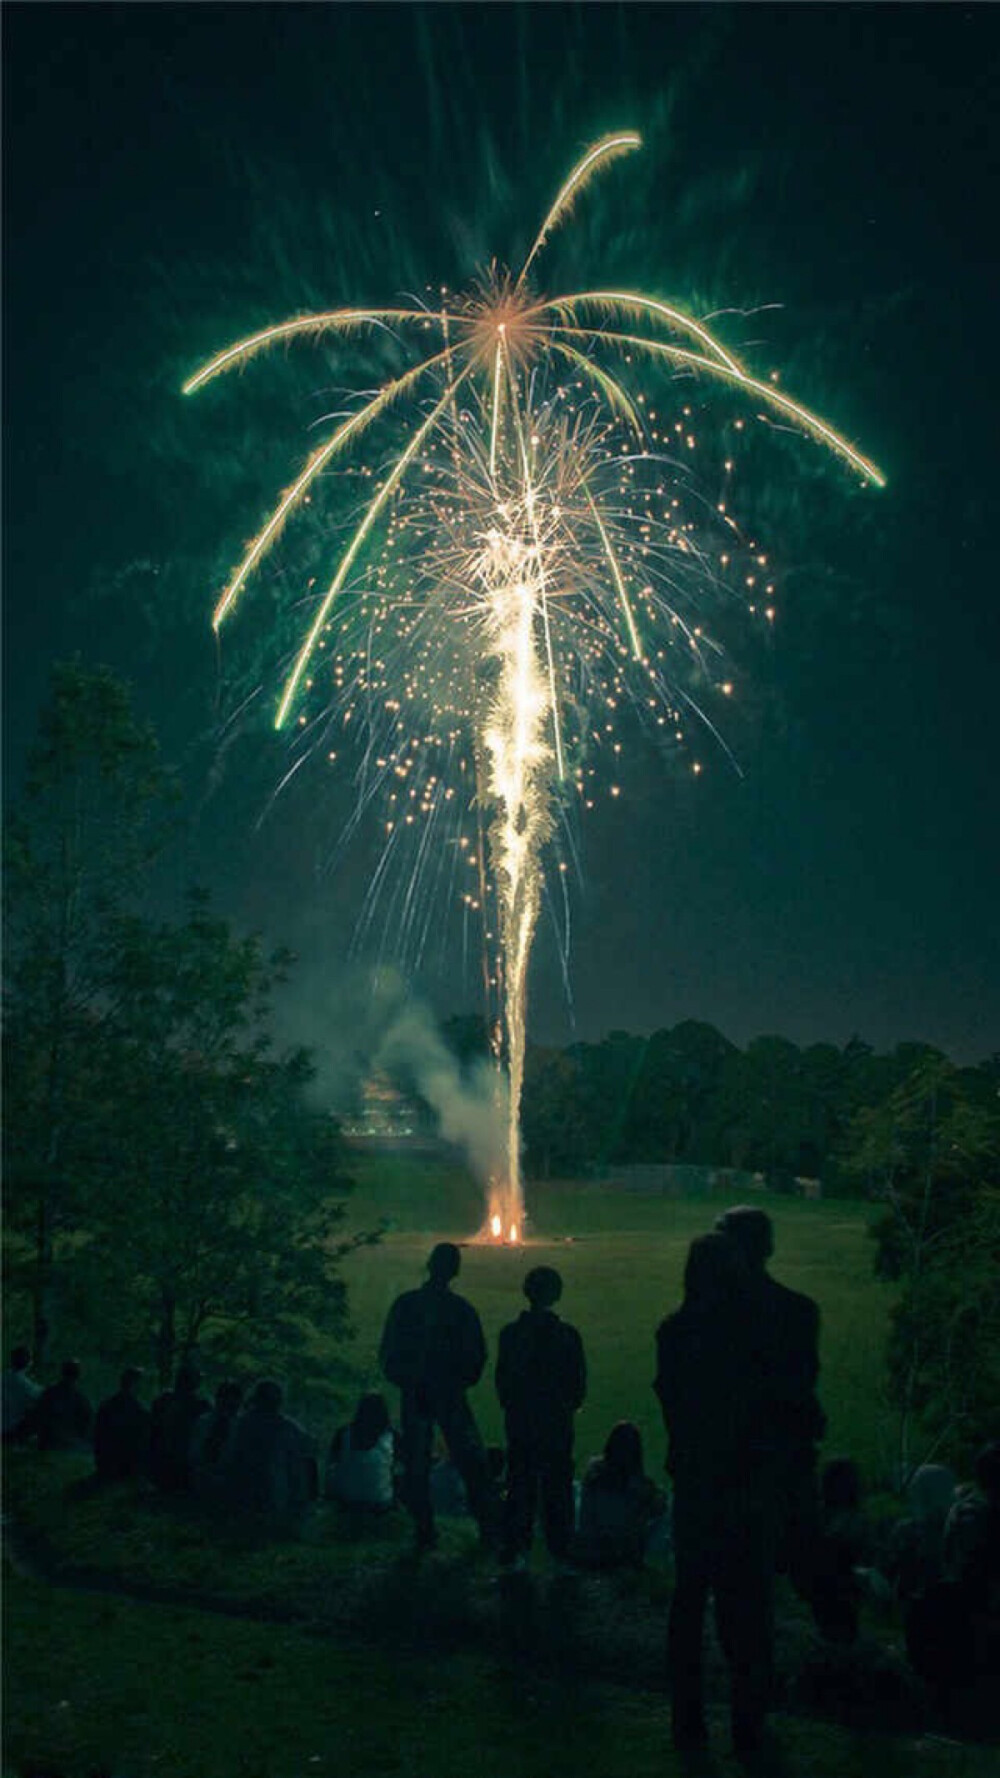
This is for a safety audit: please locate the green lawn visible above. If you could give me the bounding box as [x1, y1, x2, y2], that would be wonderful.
[5, 1565, 996, 1778]
[339, 1158, 897, 1487]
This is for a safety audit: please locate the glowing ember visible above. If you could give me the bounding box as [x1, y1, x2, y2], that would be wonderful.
[508, 1223, 519, 1244]
[490, 1214, 502, 1239]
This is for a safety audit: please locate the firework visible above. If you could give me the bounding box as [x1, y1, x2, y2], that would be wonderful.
[184, 132, 883, 1239]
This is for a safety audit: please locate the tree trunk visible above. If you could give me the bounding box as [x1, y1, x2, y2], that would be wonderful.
[32, 1183, 52, 1369]
[156, 1290, 176, 1387]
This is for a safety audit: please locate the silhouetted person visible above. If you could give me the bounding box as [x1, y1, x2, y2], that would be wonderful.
[94, 1367, 150, 1482]
[2, 1346, 41, 1442]
[191, 1380, 244, 1498]
[811, 1456, 875, 1644]
[945, 1441, 1000, 1604]
[904, 1445, 1000, 1709]
[32, 1359, 93, 1452]
[326, 1391, 397, 1511]
[576, 1419, 667, 1572]
[716, 1204, 826, 1603]
[655, 1233, 780, 1758]
[379, 1242, 493, 1551]
[887, 1463, 957, 1603]
[496, 1265, 586, 1570]
[222, 1379, 317, 1525]
[149, 1362, 211, 1492]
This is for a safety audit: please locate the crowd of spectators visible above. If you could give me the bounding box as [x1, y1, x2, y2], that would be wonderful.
[3, 1204, 998, 1756]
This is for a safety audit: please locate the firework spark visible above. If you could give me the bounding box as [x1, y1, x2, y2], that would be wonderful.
[184, 132, 883, 1239]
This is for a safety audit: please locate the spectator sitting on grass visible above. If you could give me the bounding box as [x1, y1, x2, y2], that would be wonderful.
[223, 1379, 317, 1525]
[32, 1359, 93, 1452]
[430, 1442, 506, 1519]
[428, 1441, 468, 1517]
[810, 1456, 879, 1644]
[326, 1391, 397, 1512]
[2, 1346, 41, 1443]
[886, 1463, 957, 1603]
[574, 1419, 667, 1571]
[94, 1367, 150, 1482]
[191, 1380, 244, 1499]
[149, 1362, 211, 1493]
[944, 1441, 1000, 1606]
[903, 1446, 1000, 1712]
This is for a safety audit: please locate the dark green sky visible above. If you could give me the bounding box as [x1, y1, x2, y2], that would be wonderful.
[4, 3, 999, 1063]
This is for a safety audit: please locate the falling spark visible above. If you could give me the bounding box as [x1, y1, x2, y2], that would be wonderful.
[184, 133, 883, 1239]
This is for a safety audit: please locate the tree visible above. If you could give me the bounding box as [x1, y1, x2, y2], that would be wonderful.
[522, 1044, 590, 1178]
[64, 894, 363, 1385]
[843, 1053, 1000, 1478]
[621, 1020, 737, 1162]
[710, 1035, 810, 1183]
[3, 663, 176, 1360]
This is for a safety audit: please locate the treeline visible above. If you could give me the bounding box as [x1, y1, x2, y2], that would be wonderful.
[439, 1014, 999, 1192]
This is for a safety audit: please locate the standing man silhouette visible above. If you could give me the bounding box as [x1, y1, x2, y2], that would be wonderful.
[379, 1242, 494, 1551]
[655, 1233, 780, 1757]
[715, 1204, 826, 1605]
[496, 1265, 586, 1569]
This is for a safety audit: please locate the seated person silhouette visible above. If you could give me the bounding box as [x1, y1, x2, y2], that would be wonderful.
[94, 1367, 150, 1482]
[326, 1391, 397, 1512]
[575, 1419, 667, 1571]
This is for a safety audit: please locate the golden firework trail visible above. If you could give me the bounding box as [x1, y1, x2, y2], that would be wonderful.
[184, 131, 884, 1240]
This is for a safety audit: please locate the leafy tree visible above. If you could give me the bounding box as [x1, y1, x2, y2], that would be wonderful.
[843, 1053, 1000, 1477]
[710, 1035, 810, 1183]
[64, 895, 363, 1386]
[522, 1045, 590, 1178]
[3, 663, 176, 1359]
[621, 1020, 737, 1162]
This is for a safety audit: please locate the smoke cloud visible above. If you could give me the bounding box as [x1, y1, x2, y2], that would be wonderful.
[375, 988, 509, 1191]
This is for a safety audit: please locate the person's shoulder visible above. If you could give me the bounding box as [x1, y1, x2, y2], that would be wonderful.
[450, 1289, 483, 1322]
[764, 1273, 818, 1321]
[385, 1286, 423, 1323]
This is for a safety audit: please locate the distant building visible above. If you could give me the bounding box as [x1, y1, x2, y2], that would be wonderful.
[341, 1069, 426, 1140]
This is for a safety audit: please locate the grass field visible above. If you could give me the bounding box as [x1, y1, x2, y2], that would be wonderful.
[337, 1154, 898, 1488]
[7, 1565, 996, 1778]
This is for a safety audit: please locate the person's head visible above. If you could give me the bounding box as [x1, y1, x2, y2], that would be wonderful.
[250, 1378, 284, 1414]
[427, 1242, 461, 1287]
[821, 1456, 862, 1515]
[9, 1346, 31, 1373]
[907, 1463, 956, 1524]
[60, 1358, 82, 1384]
[682, 1232, 749, 1309]
[974, 1440, 1000, 1505]
[352, 1391, 390, 1449]
[524, 1265, 562, 1310]
[603, 1420, 644, 1481]
[174, 1362, 202, 1396]
[714, 1205, 774, 1271]
[214, 1379, 244, 1417]
[120, 1366, 143, 1395]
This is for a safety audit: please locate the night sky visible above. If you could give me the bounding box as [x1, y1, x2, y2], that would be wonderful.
[5, 3, 999, 1070]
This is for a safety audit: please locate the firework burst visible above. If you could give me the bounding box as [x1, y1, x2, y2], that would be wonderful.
[184, 132, 883, 1238]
